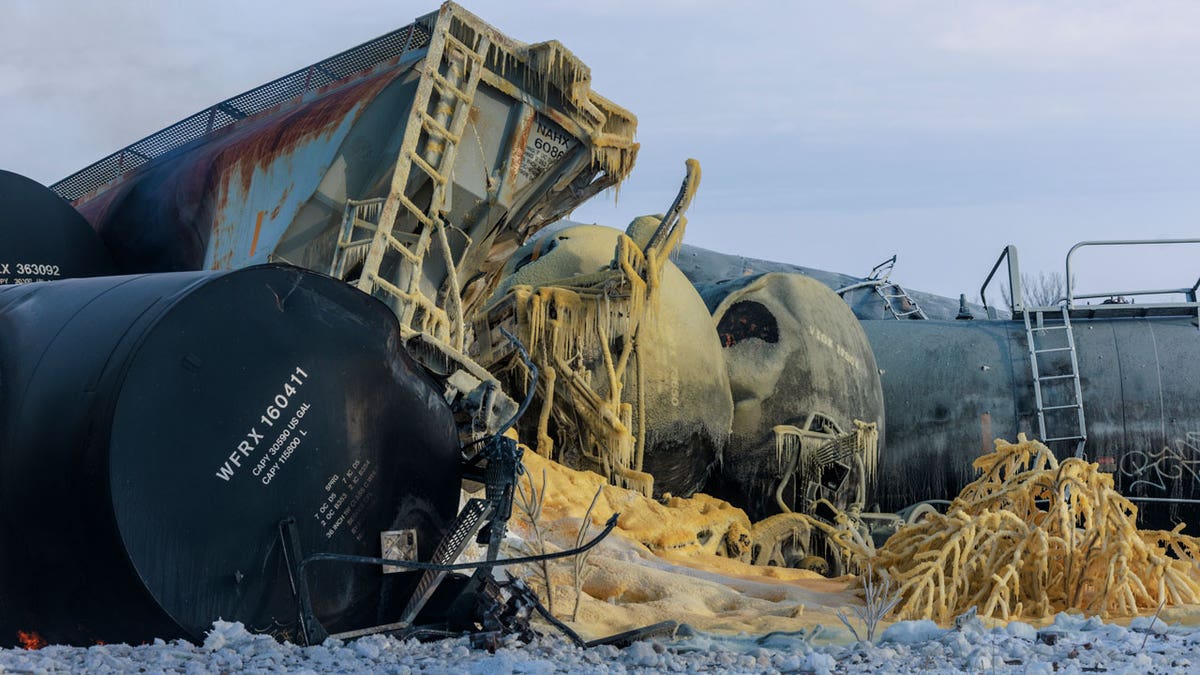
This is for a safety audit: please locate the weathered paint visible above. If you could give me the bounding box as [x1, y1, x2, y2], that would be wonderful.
[68, 3, 637, 315]
[76, 67, 407, 273]
[861, 315, 1200, 528]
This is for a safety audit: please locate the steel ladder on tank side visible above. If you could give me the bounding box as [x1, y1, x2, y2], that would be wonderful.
[1023, 305, 1087, 458]
[328, 26, 491, 351]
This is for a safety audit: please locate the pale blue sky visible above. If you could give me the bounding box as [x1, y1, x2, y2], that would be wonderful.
[2, 1, 1198, 300]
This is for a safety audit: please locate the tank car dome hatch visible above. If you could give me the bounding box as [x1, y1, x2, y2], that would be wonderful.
[0, 170, 117, 284]
[488, 223, 733, 498]
[698, 273, 885, 522]
[0, 265, 460, 646]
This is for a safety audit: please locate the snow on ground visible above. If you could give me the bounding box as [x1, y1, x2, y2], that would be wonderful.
[2, 612, 1198, 674]
[6, 455, 1197, 672]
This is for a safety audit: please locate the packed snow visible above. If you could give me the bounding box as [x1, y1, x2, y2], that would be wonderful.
[3, 612, 1198, 674]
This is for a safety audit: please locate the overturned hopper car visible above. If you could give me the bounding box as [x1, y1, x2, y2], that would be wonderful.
[55, 1, 636, 374]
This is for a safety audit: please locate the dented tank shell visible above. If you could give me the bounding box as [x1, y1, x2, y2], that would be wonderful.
[0, 266, 460, 646]
[698, 273, 885, 520]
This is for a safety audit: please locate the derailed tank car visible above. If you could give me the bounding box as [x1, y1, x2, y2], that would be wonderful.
[863, 242, 1200, 529]
[696, 272, 885, 523]
[0, 266, 460, 646]
[863, 307, 1200, 526]
[0, 169, 116, 284]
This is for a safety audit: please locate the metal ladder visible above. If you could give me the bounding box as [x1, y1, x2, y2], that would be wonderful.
[1023, 305, 1087, 457]
[836, 255, 929, 320]
[328, 26, 490, 351]
[874, 281, 927, 320]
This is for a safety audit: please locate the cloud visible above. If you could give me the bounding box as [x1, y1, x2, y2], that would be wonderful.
[933, 2, 1200, 68]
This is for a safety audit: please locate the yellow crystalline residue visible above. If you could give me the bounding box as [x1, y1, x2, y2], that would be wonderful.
[508, 230, 667, 495]
[506, 449, 852, 639]
[872, 434, 1200, 624]
[522, 448, 754, 560]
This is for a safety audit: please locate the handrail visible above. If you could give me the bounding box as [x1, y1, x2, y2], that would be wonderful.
[1065, 239, 1200, 307]
[980, 244, 1022, 316]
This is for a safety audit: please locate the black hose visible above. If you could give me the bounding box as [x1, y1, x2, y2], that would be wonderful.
[496, 327, 537, 435]
[461, 328, 537, 453]
[301, 513, 618, 574]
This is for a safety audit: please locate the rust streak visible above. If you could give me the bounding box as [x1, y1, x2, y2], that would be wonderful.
[270, 185, 292, 221]
[506, 112, 536, 187]
[218, 70, 403, 195]
[980, 412, 993, 456]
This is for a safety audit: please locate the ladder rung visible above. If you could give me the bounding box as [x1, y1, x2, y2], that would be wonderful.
[443, 34, 485, 63]
[430, 70, 471, 103]
[369, 272, 411, 300]
[419, 112, 462, 146]
[1044, 435, 1086, 442]
[337, 239, 372, 251]
[1032, 325, 1069, 331]
[1035, 347, 1073, 354]
[386, 235, 421, 263]
[408, 148, 448, 185]
[1042, 404, 1081, 411]
[396, 193, 437, 229]
[1038, 374, 1077, 381]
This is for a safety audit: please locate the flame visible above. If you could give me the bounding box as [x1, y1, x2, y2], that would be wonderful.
[17, 630, 46, 650]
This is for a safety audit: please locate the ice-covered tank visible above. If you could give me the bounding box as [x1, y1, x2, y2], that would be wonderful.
[697, 272, 886, 521]
[485, 222, 734, 497]
[864, 295, 1200, 528]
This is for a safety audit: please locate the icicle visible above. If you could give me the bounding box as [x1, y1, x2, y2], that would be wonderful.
[854, 420, 880, 487]
[773, 425, 802, 475]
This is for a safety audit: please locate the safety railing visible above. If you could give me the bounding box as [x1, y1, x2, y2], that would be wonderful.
[981, 239, 1200, 319]
[979, 244, 1024, 317]
[1065, 239, 1200, 307]
[51, 20, 433, 202]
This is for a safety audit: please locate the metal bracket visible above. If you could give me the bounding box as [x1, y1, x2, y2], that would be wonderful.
[380, 529, 419, 574]
[278, 517, 329, 646]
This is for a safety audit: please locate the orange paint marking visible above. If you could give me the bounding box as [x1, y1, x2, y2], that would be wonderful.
[250, 211, 265, 257]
